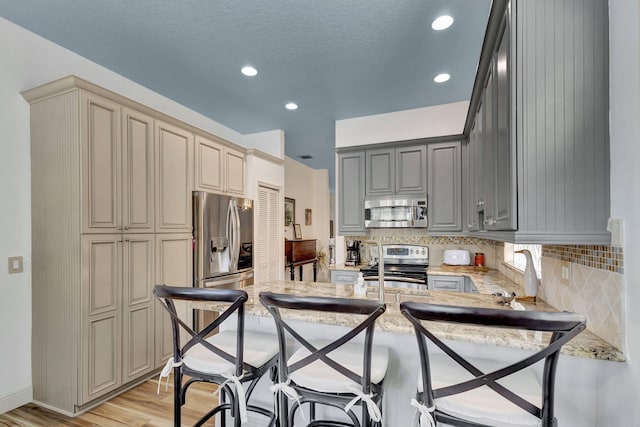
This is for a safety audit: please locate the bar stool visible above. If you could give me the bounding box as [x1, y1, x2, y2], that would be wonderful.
[154, 285, 279, 427]
[259, 291, 388, 427]
[400, 301, 586, 427]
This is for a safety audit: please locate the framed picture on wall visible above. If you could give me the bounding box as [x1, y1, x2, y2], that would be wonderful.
[305, 208, 312, 225]
[285, 197, 295, 226]
[293, 224, 302, 239]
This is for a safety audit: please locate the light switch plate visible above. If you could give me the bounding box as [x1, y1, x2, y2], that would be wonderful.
[8, 256, 23, 274]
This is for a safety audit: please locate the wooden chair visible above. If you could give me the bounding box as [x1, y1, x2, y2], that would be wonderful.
[400, 301, 586, 427]
[154, 285, 279, 427]
[259, 291, 388, 427]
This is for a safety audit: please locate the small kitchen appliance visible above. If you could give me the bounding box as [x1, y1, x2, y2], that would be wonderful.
[345, 240, 361, 266]
[364, 196, 427, 228]
[443, 249, 471, 265]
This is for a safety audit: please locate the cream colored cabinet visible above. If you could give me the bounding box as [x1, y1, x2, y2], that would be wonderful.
[81, 235, 123, 404]
[122, 108, 155, 233]
[81, 97, 155, 234]
[80, 233, 155, 404]
[121, 234, 155, 383]
[24, 76, 231, 414]
[154, 233, 193, 367]
[81, 93, 122, 234]
[195, 134, 245, 196]
[156, 120, 194, 233]
[225, 146, 245, 195]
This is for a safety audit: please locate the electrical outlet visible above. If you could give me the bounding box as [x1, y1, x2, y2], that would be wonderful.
[560, 261, 571, 285]
[8, 256, 23, 274]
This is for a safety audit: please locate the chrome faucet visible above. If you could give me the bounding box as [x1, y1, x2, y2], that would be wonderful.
[361, 240, 384, 302]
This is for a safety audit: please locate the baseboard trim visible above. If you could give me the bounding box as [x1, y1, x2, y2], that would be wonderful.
[0, 387, 32, 414]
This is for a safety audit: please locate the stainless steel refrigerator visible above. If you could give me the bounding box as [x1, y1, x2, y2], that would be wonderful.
[193, 191, 254, 331]
[193, 191, 254, 289]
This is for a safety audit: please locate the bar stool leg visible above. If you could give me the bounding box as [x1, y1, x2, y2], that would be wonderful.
[220, 388, 227, 427]
[309, 401, 316, 421]
[173, 367, 181, 427]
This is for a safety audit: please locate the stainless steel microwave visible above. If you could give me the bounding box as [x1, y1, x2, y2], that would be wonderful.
[364, 197, 428, 228]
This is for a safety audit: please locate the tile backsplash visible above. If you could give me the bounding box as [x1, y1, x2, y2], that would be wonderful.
[540, 256, 624, 350]
[344, 232, 502, 268]
[543, 245, 624, 274]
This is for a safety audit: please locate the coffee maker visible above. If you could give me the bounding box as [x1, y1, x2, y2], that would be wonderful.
[345, 240, 361, 266]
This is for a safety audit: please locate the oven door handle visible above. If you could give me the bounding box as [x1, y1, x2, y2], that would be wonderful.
[362, 276, 425, 285]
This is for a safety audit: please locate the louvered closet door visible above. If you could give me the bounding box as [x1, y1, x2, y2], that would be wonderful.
[256, 185, 281, 283]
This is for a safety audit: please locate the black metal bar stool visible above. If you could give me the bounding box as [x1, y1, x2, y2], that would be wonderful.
[259, 291, 388, 427]
[400, 301, 586, 427]
[154, 285, 279, 426]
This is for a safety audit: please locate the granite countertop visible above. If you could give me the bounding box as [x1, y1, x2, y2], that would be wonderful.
[192, 279, 625, 362]
[329, 263, 367, 272]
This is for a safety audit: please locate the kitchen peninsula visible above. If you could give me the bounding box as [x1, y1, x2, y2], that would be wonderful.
[192, 278, 624, 427]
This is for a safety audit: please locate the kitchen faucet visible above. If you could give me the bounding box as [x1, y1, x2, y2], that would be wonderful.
[361, 240, 384, 303]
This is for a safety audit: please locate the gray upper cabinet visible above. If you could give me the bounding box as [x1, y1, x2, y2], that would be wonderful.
[466, 0, 609, 243]
[396, 145, 427, 194]
[492, 15, 517, 231]
[365, 145, 426, 196]
[365, 148, 395, 195]
[338, 151, 366, 235]
[513, 0, 610, 242]
[428, 141, 462, 232]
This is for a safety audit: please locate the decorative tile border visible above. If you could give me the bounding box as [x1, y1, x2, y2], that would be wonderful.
[343, 233, 503, 247]
[543, 245, 624, 274]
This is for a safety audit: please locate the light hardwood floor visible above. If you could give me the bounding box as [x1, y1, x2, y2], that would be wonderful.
[0, 379, 219, 426]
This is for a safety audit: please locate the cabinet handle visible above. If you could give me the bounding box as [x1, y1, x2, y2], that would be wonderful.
[116, 227, 122, 231]
[124, 226, 129, 231]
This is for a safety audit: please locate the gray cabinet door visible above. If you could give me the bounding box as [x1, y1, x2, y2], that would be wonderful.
[338, 152, 366, 234]
[467, 121, 480, 231]
[428, 141, 462, 232]
[483, 66, 497, 229]
[365, 148, 395, 195]
[396, 145, 427, 194]
[493, 16, 517, 231]
[331, 270, 359, 285]
[428, 275, 464, 292]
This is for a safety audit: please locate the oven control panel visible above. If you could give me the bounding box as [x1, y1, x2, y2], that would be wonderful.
[382, 244, 429, 264]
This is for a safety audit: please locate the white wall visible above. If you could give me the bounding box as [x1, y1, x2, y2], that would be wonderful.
[243, 130, 285, 160]
[598, 0, 640, 424]
[284, 157, 331, 281]
[0, 17, 282, 413]
[335, 100, 469, 148]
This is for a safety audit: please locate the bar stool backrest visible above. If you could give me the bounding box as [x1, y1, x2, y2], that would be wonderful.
[400, 301, 587, 426]
[259, 291, 386, 394]
[153, 285, 250, 377]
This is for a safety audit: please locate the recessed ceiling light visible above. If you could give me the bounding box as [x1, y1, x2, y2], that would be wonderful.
[432, 15, 454, 31]
[434, 73, 451, 83]
[285, 102, 298, 110]
[241, 66, 258, 77]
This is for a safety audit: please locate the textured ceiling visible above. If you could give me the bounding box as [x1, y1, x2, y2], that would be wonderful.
[0, 0, 491, 189]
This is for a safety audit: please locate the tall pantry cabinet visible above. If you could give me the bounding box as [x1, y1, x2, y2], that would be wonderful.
[23, 76, 195, 414]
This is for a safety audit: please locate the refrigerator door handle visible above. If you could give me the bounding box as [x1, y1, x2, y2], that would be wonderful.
[228, 199, 240, 272]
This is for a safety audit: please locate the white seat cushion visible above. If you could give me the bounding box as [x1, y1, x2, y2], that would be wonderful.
[288, 340, 389, 393]
[182, 330, 279, 375]
[419, 354, 542, 427]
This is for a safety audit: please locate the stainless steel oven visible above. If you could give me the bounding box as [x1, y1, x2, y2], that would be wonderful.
[364, 197, 427, 228]
[360, 244, 429, 290]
